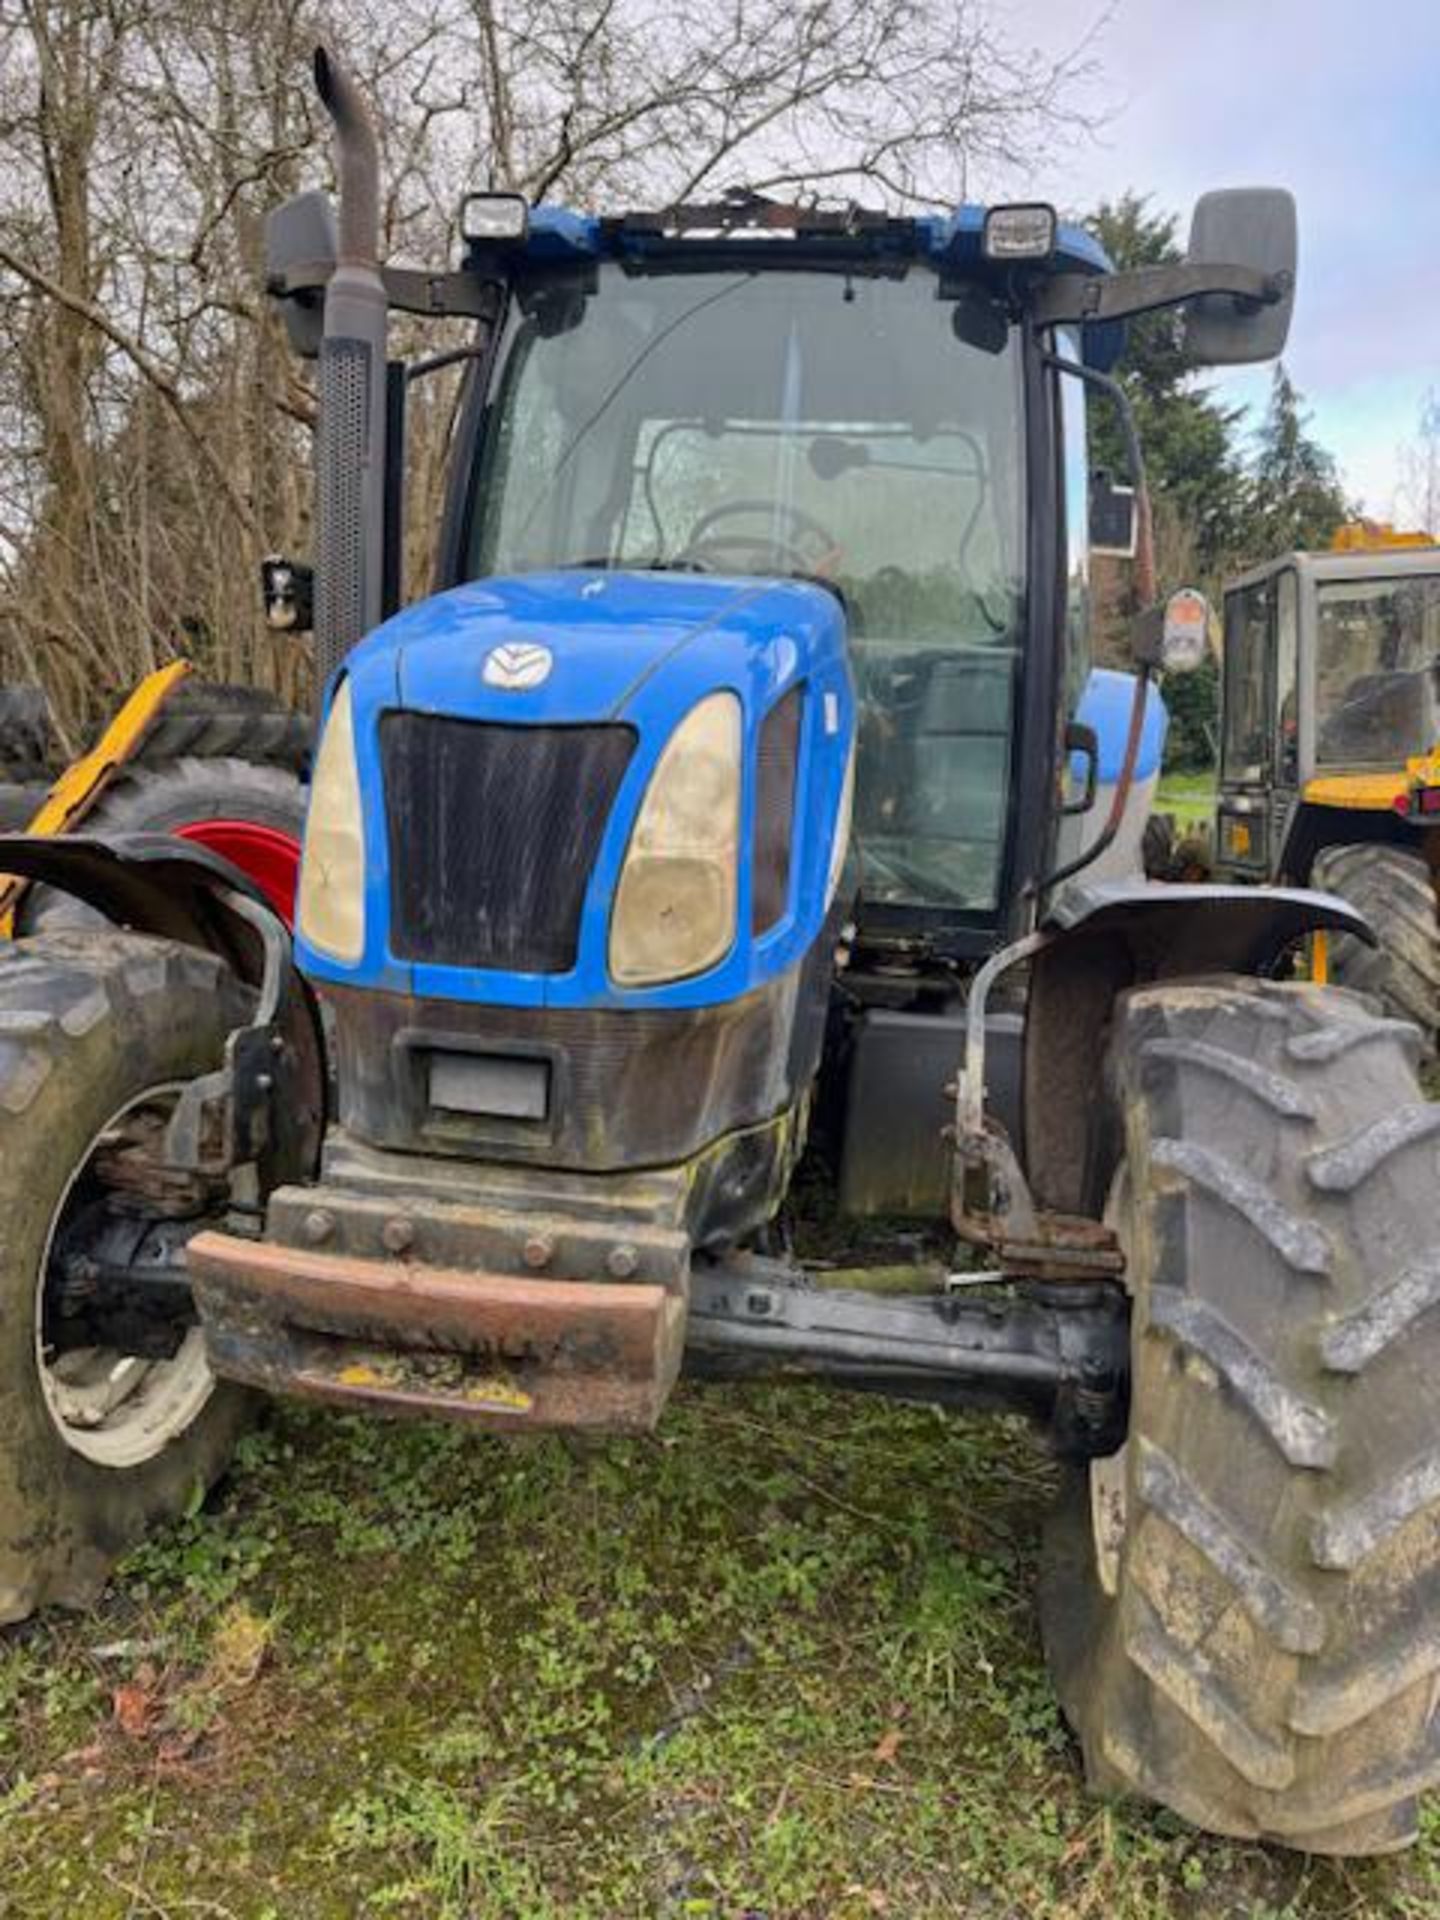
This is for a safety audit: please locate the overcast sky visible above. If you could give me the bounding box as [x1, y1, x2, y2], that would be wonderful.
[1017, 0, 1439, 517]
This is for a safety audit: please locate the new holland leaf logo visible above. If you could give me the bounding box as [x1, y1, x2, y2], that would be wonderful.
[483, 641, 553, 690]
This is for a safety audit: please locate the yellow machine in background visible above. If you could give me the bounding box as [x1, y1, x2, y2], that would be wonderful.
[1214, 521, 1440, 1042]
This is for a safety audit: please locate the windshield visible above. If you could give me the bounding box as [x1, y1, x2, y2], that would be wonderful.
[468, 263, 1026, 912]
[1315, 574, 1440, 767]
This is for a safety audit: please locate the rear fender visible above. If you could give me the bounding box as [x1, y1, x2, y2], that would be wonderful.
[0, 832, 326, 1184]
[0, 831, 284, 978]
[1023, 878, 1372, 1213]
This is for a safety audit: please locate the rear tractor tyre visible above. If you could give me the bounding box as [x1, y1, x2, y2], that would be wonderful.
[1040, 975, 1440, 1853]
[17, 755, 304, 934]
[0, 780, 50, 831]
[0, 685, 54, 782]
[0, 932, 257, 1625]
[1311, 843, 1440, 1048]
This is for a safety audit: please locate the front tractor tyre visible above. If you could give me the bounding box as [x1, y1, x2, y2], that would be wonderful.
[1041, 975, 1440, 1853]
[0, 931, 258, 1626]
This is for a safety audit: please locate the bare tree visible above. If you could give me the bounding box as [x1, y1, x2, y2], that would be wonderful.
[0, 0, 1108, 742]
[1396, 387, 1440, 536]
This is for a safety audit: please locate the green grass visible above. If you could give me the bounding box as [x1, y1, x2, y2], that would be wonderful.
[1, 1389, 1434, 1917]
[1156, 770, 1216, 833]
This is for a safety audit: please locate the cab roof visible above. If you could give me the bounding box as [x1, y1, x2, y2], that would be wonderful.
[1227, 547, 1440, 594]
[514, 201, 1110, 277]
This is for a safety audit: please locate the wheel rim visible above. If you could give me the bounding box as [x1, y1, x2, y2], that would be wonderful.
[175, 819, 300, 925]
[34, 1084, 215, 1469]
[1089, 1165, 1133, 1596]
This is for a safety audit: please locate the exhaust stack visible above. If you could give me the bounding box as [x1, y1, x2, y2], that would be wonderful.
[311, 46, 389, 705]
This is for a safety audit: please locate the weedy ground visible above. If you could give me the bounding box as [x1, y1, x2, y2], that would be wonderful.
[1, 1386, 1436, 1918]
[1155, 772, 1215, 834]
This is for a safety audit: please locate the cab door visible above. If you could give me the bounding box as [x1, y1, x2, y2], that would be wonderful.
[1215, 575, 1275, 878]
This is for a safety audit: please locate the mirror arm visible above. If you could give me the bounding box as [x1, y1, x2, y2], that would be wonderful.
[1032, 259, 1292, 329]
[267, 259, 502, 322]
[1040, 351, 1154, 604]
[1032, 349, 1157, 902]
[407, 343, 492, 384]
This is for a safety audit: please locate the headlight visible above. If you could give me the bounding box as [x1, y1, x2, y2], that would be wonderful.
[297, 678, 366, 961]
[610, 692, 741, 986]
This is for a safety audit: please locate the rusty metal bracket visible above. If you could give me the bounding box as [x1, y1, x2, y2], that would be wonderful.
[163, 888, 322, 1205]
[950, 927, 1124, 1281]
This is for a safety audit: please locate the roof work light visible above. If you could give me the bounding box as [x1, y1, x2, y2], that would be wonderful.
[982, 203, 1058, 262]
[460, 192, 529, 245]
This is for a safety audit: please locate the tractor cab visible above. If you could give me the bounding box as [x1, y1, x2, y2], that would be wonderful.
[443, 214, 1058, 926]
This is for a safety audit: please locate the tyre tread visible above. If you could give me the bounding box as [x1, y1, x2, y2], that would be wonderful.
[1041, 974, 1440, 1850]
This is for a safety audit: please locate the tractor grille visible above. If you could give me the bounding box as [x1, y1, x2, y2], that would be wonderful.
[381, 713, 636, 973]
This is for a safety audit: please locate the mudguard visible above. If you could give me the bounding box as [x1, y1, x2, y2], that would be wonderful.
[1023, 877, 1374, 1217]
[0, 831, 288, 983]
[1045, 875, 1373, 972]
[0, 832, 327, 1184]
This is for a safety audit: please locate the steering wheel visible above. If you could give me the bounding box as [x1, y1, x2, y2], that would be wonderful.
[674, 498, 843, 576]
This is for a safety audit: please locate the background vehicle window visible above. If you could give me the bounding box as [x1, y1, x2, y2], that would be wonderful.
[1315, 576, 1440, 766]
[1221, 582, 1272, 783]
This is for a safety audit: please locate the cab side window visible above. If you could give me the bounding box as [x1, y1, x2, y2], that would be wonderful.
[1057, 363, 1091, 717]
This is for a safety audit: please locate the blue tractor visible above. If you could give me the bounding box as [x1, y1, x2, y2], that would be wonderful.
[2, 46, 1436, 1855]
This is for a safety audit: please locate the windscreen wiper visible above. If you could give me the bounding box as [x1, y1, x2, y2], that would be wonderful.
[557, 557, 713, 573]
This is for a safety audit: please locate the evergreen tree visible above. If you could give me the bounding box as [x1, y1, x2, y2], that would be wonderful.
[1247, 364, 1352, 553]
[1082, 200, 1354, 773]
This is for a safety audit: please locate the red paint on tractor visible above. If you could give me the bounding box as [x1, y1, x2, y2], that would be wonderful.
[176, 819, 300, 925]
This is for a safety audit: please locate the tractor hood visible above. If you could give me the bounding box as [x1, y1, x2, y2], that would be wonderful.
[302, 565, 856, 1013]
[346, 569, 842, 723]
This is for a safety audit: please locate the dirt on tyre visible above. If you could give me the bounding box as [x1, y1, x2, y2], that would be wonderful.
[1311, 843, 1440, 1047]
[1041, 974, 1440, 1853]
[0, 932, 260, 1625]
[16, 756, 304, 933]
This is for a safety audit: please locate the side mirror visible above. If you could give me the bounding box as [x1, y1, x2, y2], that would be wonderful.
[1182, 187, 1296, 366]
[261, 556, 314, 634]
[264, 189, 338, 359]
[1132, 588, 1213, 674]
[1089, 470, 1136, 557]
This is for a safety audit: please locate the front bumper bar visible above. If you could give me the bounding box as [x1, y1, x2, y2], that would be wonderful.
[184, 1136, 1128, 1450]
[187, 1231, 685, 1431]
